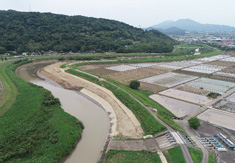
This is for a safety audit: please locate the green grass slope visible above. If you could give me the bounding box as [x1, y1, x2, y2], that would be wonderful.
[0, 61, 83, 162]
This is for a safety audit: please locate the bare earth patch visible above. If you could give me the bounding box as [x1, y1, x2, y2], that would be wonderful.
[41, 63, 144, 139]
[159, 89, 212, 105]
[106, 67, 171, 85]
[150, 94, 200, 118]
[197, 109, 235, 131]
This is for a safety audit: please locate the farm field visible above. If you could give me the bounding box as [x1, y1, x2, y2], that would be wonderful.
[176, 84, 210, 95]
[197, 109, 235, 131]
[139, 82, 167, 93]
[207, 60, 235, 67]
[214, 93, 235, 113]
[106, 64, 139, 72]
[139, 72, 198, 87]
[186, 78, 235, 94]
[150, 94, 200, 117]
[183, 64, 225, 74]
[198, 55, 229, 62]
[220, 57, 235, 62]
[156, 60, 202, 69]
[159, 89, 212, 105]
[107, 67, 171, 84]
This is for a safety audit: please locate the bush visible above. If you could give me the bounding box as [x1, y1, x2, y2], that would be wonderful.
[207, 92, 221, 98]
[129, 80, 140, 89]
[188, 117, 200, 129]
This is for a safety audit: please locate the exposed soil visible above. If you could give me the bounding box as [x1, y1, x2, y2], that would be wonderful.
[176, 84, 210, 95]
[41, 62, 144, 139]
[207, 60, 235, 67]
[0, 81, 2, 94]
[139, 82, 167, 93]
[210, 75, 235, 82]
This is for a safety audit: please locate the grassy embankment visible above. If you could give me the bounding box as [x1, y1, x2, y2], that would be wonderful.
[0, 60, 83, 162]
[163, 146, 186, 163]
[104, 150, 161, 163]
[104, 78, 184, 132]
[66, 69, 167, 135]
[68, 49, 222, 68]
[66, 64, 184, 132]
[34, 46, 222, 63]
[188, 147, 203, 163]
[208, 152, 216, 163]
[0, 62, 18, 115]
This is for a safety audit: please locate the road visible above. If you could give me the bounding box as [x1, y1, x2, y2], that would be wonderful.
[181, 86, 235, 163]
[0, 81, 2, 94]
[72, 68, 194, 163]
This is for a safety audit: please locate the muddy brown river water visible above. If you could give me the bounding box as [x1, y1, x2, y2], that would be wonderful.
[16, 62, 110, 163]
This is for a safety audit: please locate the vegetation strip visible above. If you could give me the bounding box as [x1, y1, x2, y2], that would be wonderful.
[69, 49, 222, 67]
[104, 78, 185, 132]
[66, 69, 167, 135]
[0, 60, 83, 162]
[163, 146, 186, 163]
[0, 62, 18, 115]
[104, 150, 161, 163]
[208, 152, 216, 163]
[187, 147, 203, 163]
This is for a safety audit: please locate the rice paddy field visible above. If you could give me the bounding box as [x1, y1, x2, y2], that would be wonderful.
[198, 55, 229, 62]
[214, 93, 235, 113]
[77, 53, 235, 119]
[183, 64, 226, 74]
[139, 72, 198, 87]
[185, 78, 235, 94]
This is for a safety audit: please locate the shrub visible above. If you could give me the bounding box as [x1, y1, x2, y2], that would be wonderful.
[129, 80, 140, 89]
[188, 117, 200, 129]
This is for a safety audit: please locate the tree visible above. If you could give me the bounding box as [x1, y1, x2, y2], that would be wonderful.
[188, 117, 200, 129]
[129, 80, 140, 89]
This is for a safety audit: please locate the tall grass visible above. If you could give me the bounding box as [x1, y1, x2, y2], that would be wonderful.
[105, 150, 161, 163]
[0, 61, 83, 162]
[164, 146, 186, 163]
[188, 147, 203, 163]
[0, 62, 17, 115]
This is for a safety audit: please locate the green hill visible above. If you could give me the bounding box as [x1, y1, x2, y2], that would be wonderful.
[0, 10, 176, 54]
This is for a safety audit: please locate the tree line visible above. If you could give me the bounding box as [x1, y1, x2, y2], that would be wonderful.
[0, 10, 176, 54]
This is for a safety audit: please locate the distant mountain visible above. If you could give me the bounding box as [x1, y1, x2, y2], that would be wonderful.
[148, 19, 235, 33]
[154, 27, 185, 35]
[0, 10, 176, 54]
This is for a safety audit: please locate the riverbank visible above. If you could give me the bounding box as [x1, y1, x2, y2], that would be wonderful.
[41, 62, 144, 139]
[0, 60, 84, 162]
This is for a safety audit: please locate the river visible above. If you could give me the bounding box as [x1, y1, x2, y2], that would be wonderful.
[16, 62, 110, 163]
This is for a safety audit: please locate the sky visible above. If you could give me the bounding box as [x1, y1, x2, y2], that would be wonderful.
[1, 0, 235, 28]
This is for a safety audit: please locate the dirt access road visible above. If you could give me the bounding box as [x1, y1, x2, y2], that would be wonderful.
[0, 81, 2, 94]
[41, 62, 144, 139]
